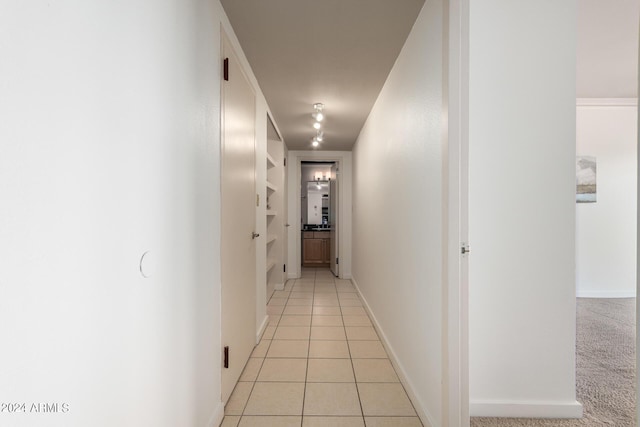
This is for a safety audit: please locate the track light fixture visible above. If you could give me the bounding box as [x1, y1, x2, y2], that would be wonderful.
[312, 103, 324, 122]
[310, 102, 325, 148]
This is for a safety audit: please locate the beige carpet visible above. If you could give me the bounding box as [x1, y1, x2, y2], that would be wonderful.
[471, 298, 636, 427]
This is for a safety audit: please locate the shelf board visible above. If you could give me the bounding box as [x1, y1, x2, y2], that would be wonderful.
[266, 259, 277, 272]
[267, 235, 277, 245]
[266, 210, 277, 216]
[266, 181, 277, 193]
[266, 152, 277, 169]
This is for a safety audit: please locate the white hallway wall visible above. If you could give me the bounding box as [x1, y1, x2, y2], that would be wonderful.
[576, 100, 638, 298]
[0, 1, 272, 426]
[352, 1, 445, 425]
[469, 0, 581, 418]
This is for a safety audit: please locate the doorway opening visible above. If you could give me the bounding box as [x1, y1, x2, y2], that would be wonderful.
[287, 151, 352, 281]
[300, 161, 338, 276]
[573, 99, 637, 425]
[571, 1, 639, 423]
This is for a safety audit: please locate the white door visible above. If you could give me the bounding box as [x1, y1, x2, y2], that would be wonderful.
[221, 34, 257, 403]
[329, 163, 338, 276]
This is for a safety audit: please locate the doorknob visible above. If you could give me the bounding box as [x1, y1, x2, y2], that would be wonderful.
[252, 232, 260, 239]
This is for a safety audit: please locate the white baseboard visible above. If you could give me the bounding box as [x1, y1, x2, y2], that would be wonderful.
[207, 402, 225, 427]
[576, 98, 637, 107]
[274, 282, 285, 291]
[257, 315, 269, 343]
[577, 290, 636, 298]
[287, 272, 298, 280]
[351, 276, 436, 427]
[470, 400, 583, 418]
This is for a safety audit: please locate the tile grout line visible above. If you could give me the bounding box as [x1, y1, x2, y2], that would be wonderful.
[237, 284, 285, 423]
[234, 342, 269, 420]
[238, 274, 297, 424]
[340, 278, 367, 426]
[299, 269, 316, 426]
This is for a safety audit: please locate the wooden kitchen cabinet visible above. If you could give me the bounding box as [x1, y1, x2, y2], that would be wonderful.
[321, 235, 331, 264]
[302, 232, 331, 267]
[303, 238, 324, 265]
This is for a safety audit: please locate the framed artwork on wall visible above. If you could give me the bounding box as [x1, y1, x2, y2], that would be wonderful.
[576, 156, 596, 203]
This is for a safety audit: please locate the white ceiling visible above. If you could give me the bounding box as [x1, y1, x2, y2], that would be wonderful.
[577, 0, 639, 98]
[222, 0, 639, 150]
[221, 0, 425, 151]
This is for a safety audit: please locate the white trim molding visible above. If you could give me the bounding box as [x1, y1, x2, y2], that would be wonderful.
[576, 98, 638, 107]
[577, 290, 636, 298]
[256, 315, 269, 343]
[445, 0, 470, 425]
[470, 400, 583, 419]
[207, 402, 225, 427]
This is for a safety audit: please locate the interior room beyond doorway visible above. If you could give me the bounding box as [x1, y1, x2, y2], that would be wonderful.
[301, 162, 338, 276]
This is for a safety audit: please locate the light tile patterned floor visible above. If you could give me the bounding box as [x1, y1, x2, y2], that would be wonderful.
[220, 268, 423, 427]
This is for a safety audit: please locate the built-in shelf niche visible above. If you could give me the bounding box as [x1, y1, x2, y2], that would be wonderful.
[265, 113, 286, 300]
[266, 152, 277, 169]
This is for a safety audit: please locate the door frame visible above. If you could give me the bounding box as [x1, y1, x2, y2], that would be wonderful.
[637, 22, 640, 427]
[287, 151, 352, 280]
[444, 0, 470, 425]
[329, 164, 339, 276]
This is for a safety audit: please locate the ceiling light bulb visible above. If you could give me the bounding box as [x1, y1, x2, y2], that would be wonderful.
[316, 132, 323, 142]
[312, 103, 325, 122]
[312, 140, 319, 147]
[313, 122, 321, 130]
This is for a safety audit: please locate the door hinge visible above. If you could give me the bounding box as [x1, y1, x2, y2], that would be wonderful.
[256, 194, 259, 207]
[283, 264, 286, 273]
[461, 243, 470, 255]
[336, 257, 339, 264]
[223, 58, 229, 81]
[223, 346, 229, 368]
[284, 158, 287, 166]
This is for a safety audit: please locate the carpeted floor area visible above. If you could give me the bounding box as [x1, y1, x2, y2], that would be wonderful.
[471, 298, 636, 427]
